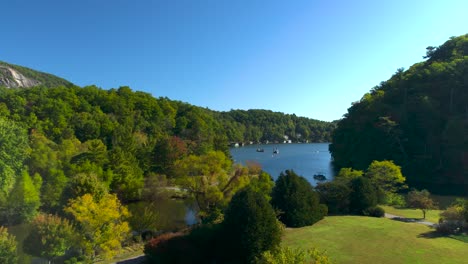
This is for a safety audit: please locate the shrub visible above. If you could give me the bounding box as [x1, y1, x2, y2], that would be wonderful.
[272, 170, 327, 227]
[256, 246, 332, 264]
[437, 221, 464, 235]
[349, 177, 377, 214]
[438, 204, 467, 234]
[363, 206, 385, 217]
[316, 180, 351, 214]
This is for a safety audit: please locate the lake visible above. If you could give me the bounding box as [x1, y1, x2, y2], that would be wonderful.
[230, 143, 335, 185]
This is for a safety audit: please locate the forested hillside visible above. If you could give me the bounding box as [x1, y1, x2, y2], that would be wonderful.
[0, 76, 334, 205]
[0, 70, 334, 260]
[330, 34, 468, 195]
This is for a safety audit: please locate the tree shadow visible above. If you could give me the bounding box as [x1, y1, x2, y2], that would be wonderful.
[389, 217, 419, 223]
[417, 231, 468, 243]
[417, 230, 445, 239]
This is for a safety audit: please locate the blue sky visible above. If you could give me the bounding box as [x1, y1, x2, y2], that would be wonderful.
[2, 0, 467, 121]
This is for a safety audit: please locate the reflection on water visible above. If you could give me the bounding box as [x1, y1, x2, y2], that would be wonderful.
[128, 198, 199, 232]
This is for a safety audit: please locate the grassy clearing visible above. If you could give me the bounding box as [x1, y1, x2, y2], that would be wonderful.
[380, 205, 442, 223]
[283, 216, 467, 264]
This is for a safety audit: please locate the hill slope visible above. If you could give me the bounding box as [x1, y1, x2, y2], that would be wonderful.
[0, 61, 73, 88]
[329, 34, 468, 194]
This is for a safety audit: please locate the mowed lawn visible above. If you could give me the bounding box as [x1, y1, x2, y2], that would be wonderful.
[380, 205, 442, 223]
[283, 216, 467, 264]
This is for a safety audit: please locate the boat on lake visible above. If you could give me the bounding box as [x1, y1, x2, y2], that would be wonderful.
[256, 148, 265, 152]
[313, 173, 327, 181]
[273, 147, 279, 154]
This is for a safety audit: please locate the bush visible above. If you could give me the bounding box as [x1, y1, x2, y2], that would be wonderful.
[363, 206, 385, 217]
[316, 180, 351, 214]
[272, 170, 327, 227]
[349, 177, 377, 214]
[256, 246, 332, 264]
[436, 221, 465, 235]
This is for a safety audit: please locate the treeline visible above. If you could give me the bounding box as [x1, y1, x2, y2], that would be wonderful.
[0, 82, 333, 261]
[219, 109, 335, 143]
[330, 34, 468, 195]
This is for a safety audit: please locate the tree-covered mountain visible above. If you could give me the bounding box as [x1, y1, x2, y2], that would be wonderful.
[0, 60, 335, 209]
[0, 61, 73, 88]
[330, 34, 468, 195]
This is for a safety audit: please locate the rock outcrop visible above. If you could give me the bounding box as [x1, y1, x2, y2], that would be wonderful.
[0, 65, 40, 88]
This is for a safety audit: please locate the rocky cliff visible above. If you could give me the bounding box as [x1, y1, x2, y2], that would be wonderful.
[0, 61, 73, 88]
[0, 65, 40, 88]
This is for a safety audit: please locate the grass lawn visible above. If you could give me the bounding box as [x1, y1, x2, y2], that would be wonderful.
[380, 205, 442, 223]
[283, 216, 467, 264]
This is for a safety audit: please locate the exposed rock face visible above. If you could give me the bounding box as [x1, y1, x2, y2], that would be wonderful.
[0, 65, 40, 88]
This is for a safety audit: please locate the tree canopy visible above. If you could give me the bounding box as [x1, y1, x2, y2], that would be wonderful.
[222, 187, 281, 263]
[329, 34, 468, 195]
[271, 170, 327, 227]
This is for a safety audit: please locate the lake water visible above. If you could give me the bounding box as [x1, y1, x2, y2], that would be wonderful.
[230, 143, 335, 185]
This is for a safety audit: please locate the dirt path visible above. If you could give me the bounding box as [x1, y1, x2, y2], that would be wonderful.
[385, 213, 436, 227]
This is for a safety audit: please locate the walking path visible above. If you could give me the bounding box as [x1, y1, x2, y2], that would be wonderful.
[384, 213, 436, 227]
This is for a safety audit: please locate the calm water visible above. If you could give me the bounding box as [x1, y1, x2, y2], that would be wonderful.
[230, 143, 335, 185]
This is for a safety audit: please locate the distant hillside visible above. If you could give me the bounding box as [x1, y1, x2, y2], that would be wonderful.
[330, 34, 468, 195]
[0, 61, 73, 88]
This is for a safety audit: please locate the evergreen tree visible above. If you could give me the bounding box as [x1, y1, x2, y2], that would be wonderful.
[222, 187, 281, 263]
[271, 170, 326, 227]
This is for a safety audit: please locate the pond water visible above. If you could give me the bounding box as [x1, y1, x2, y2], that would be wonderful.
[230, 143, 335, 185]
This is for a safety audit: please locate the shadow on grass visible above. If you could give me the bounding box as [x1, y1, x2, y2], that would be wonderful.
[417, 231, 468, 243]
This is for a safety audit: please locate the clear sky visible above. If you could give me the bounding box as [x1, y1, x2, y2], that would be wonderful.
[2, 0, 467, 121]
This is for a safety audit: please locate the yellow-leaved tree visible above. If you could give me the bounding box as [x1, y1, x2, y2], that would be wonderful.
[65, 193, 130, 261]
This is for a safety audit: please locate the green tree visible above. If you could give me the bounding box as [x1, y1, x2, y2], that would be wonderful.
[222, 187, 281, 263]
[349, 177, 378, 214]
[271, 170, 326, 227]
[23, 214, 75, 263]
[174, 151, 251, 223]
[0, 226, 17, 264]
[152, 136, 188, 176]
[0, 118, 29, 201]
[4, 170, 41, 224]
[62, 172, 108, 203]
[41, 168, 68, 213]
[249, 171, 275, 202]
[406, 189, 437, 219]
[64, 193, 130, 261]
[336, 167, 363, 180]
[365, 160, 406, 200]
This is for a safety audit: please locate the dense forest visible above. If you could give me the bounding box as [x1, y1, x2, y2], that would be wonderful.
[0, 63, 336, 261]
[330, 34, 468, 195]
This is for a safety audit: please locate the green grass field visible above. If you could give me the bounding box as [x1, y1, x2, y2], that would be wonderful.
[380, 205, 442, 223]
[283, 216, 467, 264]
